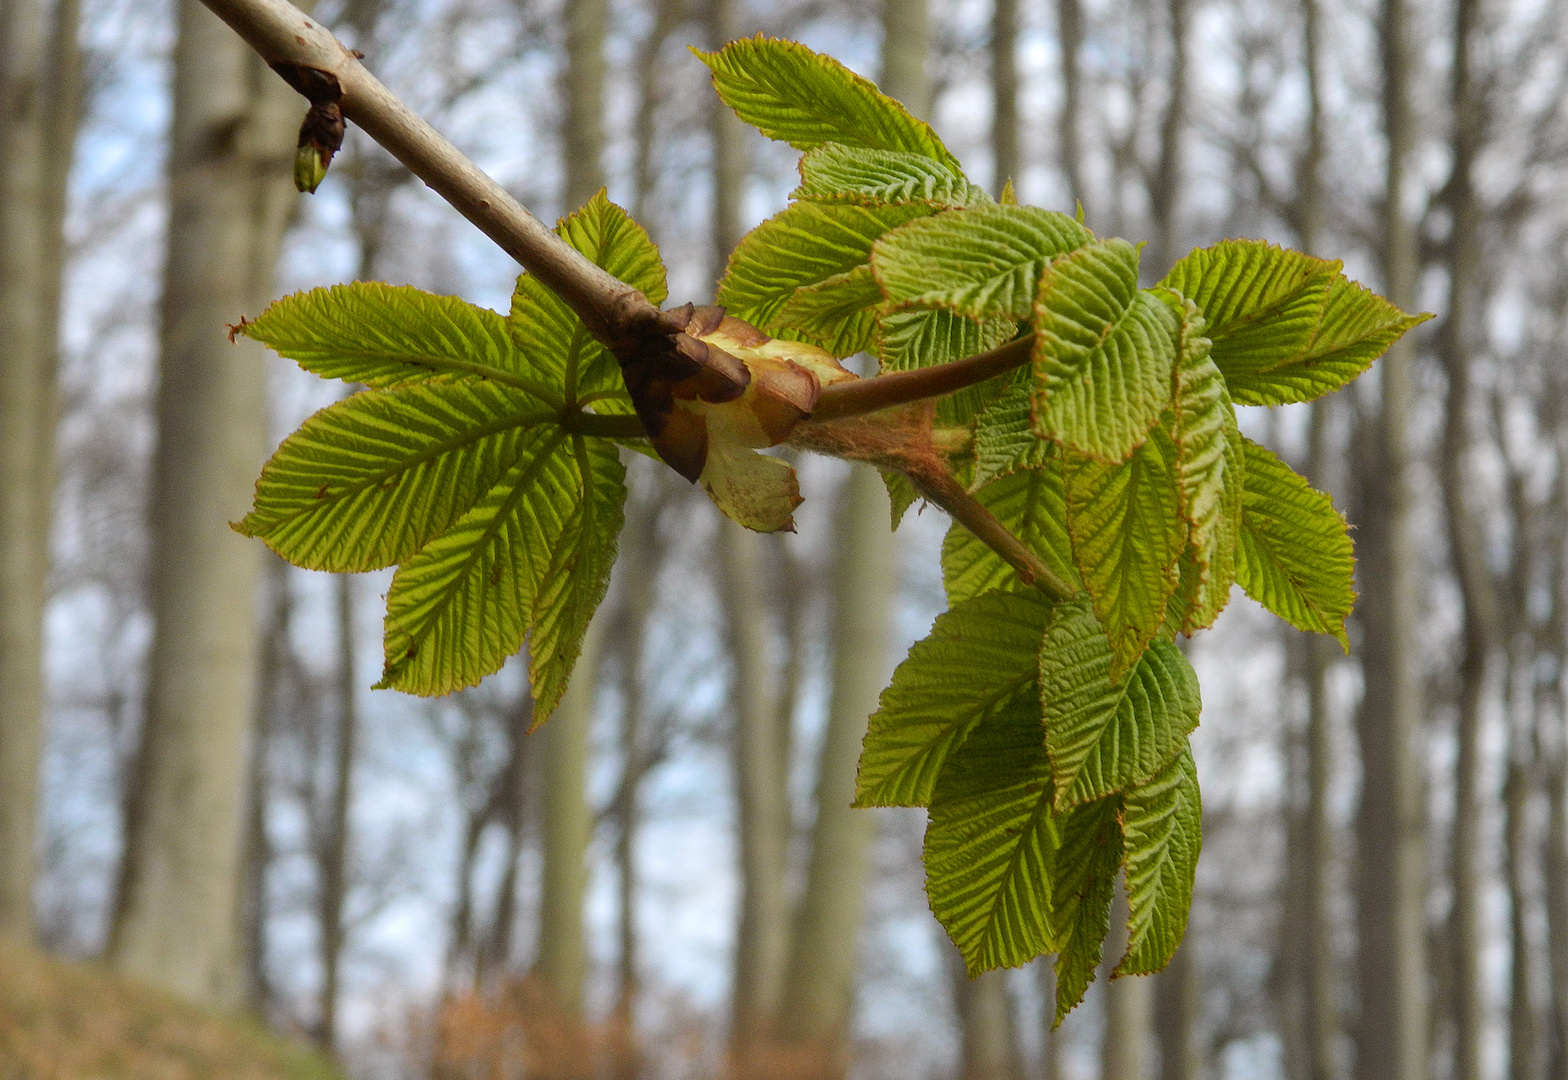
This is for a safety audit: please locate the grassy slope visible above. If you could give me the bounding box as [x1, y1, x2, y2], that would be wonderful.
[0, 940, 343, 1080]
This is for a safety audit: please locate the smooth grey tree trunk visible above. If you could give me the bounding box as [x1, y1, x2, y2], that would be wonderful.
[1102, 890, 1154, 1080]
[109, 0, 300, 1008]
[1352, 2, 1428, 1077]
[990, 0, 1018, 195]
[0, 0, 74, 943]
[1154, 936, 1197, 1080]
[950, 961, 1020, 1080]
[1054, 0, 1084, 210]
[315, 573, 358, 1053]
[1145, 0, 1188, 274]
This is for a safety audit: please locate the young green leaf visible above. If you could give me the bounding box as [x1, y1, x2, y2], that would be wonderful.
[511, 190, 667, 410]
[1049, 794, 1123, 1021]
[776, 265, 885, 357]
[377, 433, 625, 720]
[1116, 745, 1200, 976]
[238, 282, 562, 403]
[1064, 431, 1185, 674]
[923, 694, 1061, 973]
[236, 382, 554, 573]
[877, 305, 1017, 425]
[1033, 241, 1177, 462]
[1222, 275, 1431, 405]
[943, 465, 1079, 606]
[1038, 600, 1201, 810]
[857, 589, 1055, 808]
[872, 205, 1091, 322]
[696, 36, 960, 169]
[720, 200, 928, 338]
[1235, 437, 1355, 645]
[1165, 295, 1241, 631]
[794, 144, 988, 208]
[881, 468, 922, 530]
[972, 386, 1056, 487]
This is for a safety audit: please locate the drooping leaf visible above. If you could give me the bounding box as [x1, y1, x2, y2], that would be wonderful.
[1033, 241, 1176, 462]
[795, 144, 988, 208]
[1064, 431, 1185, 674]
[972, 386, 1056, 488]
[857, 589, 1055, 808]
[696, 36, 960, 169]
[882, 468, 922, 530]
[1116, 745, 1201, 976]
[512, 190, 668, 411]
[1165, 295, 1241, 631]
[1235, 437, 1355, 645]
[1223, 275, 1432, 405]
[1038, 600, 1201, 810]
[924, 693, 1060, 973]
[377, 433, 625, 719]
[872, 206, 1091, 322]
[236, 383, 554, 573]
[943, 464, 1078, 606]
[1049, 794, 1123, 1021]
[239, 283, 562, 404]
[720, 200, 929, 337]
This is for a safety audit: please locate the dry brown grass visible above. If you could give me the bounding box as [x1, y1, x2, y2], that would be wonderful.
[0, 939, 342, 1080]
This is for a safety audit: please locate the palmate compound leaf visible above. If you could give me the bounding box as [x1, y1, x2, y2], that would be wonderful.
[377, 432, 625, 719]
[696, 36, 961, 170]
[922, 690, 1128, 988]
[237, 282, 564, 402]
[1116, 744, 1201, 976]
[1164, 294, 1243, 632]
[235, 382, 556, 573]
[1063, 429, 1186, 675]
[855, 589, 1055, 808]
[511, 189, 668, 412]
[1160, 239, 1430, 406]
[943, 459, 1079, 607]
[1039, 599, 1201, 811]
[1033, 240, 1177, 463]
[1235, 437, 1355, 645]
[872, 206, 1092, 323]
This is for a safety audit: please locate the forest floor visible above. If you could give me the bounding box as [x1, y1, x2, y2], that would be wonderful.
[0, 939, 342, 1080]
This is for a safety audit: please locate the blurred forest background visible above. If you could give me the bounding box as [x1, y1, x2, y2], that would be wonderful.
[3, 0, 1568, 1077]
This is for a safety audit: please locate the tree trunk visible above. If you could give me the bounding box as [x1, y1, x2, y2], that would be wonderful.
[0, 0, 75, 943]
[1054, 0, 1084, 210]
[1036, 962, 1060, 1080]
[990, 0, 1019, 195]
[1505, 753, 1540, 1080]
[777, 466, 898, 1079]
[315, 573, 358, 1053]
[1102, 889, 1153, 1080]
[1154, 934, 1197, 1080]
[1352, 2, 1428, 1076]
[950, 960, 1019, 1080]
[241, 554, 290, 1012]
[1145, 0, 1188, 274]
[562, 0, 606, 212]
[1546, 750, 1568, 1080]
[109, 0, 301, 1007]
[1438, 3, 1492, 1077]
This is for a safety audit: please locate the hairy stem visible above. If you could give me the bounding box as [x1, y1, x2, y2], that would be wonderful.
[811, 336, 1031, 421]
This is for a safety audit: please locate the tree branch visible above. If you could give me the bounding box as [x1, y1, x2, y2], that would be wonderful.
[196, 0, 682, 349]
[809, 335, 1032, 421]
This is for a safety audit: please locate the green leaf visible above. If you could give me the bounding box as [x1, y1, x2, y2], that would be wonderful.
[1165, 296, 1241, 631]
[1159, 240, 1337, 385]
[236, 383, 554, 573]
[1116, 745, 1200, 976]
[872, 206, 1091, 321]
[943, 465, 1079, 606]
[881, 468, 921, 530]
[720, 200, 928, 337]
[857, 589, 1055, 808]
[973, 386, 1056, 488]
[1224, 276, 1431, 405]
[1235, 437, 1355, 645]
[239, 283, 562, 404]
[777, 265, 885, 356]
[924, 693, 1060, 974]
[795, 144, 988, 208]
[1049, 794, 1123, 1021]
[696, 36, 960, 169]
[1033, 242, 1176, 462]
[1038, 599, 1201, 810]
[511, 191, 667, 412]
[377, 433, 625, 716]
[1064, 431, 1185, 674]
[1159, 239, 1429, 405]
